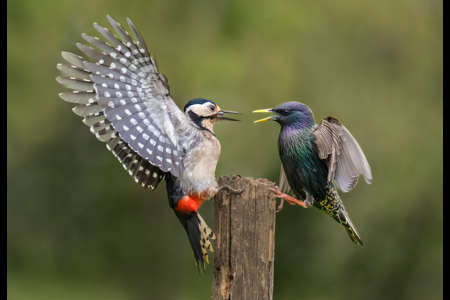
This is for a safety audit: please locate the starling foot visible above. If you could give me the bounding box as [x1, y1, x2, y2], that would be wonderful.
[269, 186, 309, 211]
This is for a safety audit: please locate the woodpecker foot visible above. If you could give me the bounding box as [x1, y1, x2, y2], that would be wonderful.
[217, 182, 246, 195]
[269, 186, 309, 212]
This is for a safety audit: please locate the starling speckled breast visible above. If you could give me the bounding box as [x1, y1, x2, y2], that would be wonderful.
[254, 101, 372, 245]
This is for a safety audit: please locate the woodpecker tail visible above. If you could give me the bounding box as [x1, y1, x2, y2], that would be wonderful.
[174, 211, 215, 272]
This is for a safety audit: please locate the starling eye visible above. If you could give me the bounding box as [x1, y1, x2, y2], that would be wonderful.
[279, 109, 289, 116]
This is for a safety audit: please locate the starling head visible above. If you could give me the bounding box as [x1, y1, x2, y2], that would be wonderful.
[253, 101, 315, 129]
[184, 98, 240, 131]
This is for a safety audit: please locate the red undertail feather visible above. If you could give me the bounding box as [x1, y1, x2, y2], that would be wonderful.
[173, 194, 215, 272]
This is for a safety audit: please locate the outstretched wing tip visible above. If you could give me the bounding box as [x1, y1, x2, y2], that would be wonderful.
[57, 15, 203, 185]
[314, 117, 372, 192]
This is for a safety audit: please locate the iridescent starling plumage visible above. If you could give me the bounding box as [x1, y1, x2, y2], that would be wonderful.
[254, 102, 372, 245]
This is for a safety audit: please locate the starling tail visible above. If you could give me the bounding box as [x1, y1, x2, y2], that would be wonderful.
[318, 187, 363, 245]
[339, 208, 363, 245]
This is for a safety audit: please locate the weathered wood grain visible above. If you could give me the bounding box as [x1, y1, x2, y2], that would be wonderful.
[212, 176, 276, 300]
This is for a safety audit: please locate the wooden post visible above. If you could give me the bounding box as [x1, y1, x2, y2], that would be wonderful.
[212, 176, 277, 300]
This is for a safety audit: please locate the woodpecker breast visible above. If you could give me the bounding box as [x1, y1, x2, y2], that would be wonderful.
[178, 130, 221, 198]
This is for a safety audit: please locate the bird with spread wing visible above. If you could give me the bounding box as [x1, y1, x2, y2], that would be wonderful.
[254, 102, 372, 245]
[56, 15, 242, 272]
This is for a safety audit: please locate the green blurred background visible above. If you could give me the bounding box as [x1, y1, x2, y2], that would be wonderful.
[8, 0, 442, 299]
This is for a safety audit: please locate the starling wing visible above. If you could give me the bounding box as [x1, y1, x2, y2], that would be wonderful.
[312, 116, 372, 192]
[57, 15, 203, 188]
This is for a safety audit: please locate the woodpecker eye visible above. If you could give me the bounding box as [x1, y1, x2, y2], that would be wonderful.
[208, 105, 215, 111]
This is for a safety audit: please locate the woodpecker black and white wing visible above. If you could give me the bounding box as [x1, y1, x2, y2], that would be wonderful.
[57, 15, 202, 187]
[312, 116, 372, 192]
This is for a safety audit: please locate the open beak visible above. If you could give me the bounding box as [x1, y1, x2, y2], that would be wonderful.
[253, 108, 276, 123]
[216, 110, 241, 121]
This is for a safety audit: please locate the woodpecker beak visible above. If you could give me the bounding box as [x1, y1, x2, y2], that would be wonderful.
[216, 110, 241, 121]
[253, 108, 276, 123]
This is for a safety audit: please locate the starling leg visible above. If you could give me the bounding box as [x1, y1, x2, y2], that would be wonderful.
[269, 186, 310, 212]
[304, 191, 315, 207]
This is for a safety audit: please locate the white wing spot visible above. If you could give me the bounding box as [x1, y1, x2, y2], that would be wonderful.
[136, 126, 143, 133]
[114, 83, 120, 89]
[166, 148, 171, 154]
[116, 91, 122, 97]
[130, 118, 137, 125]
[130, 134, 136, 140]
[139, 112, 146, 119]
[135, 104, 142, 111]
[123, 125, 129, 131]
[120, 99, 126, 105]
[104, 92, 110, 97]
[157, 145, 163, 152]
[125, 109, 132, 116]
[142, 133, 149, 140]
[150, 139, 156, 146]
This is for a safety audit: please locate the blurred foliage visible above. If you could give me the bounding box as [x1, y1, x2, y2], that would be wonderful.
[8, 0, 442, 299]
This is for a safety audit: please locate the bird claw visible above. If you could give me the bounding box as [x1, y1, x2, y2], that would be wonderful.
[218, 182, 246, 195]
[269, 186, 309, 209]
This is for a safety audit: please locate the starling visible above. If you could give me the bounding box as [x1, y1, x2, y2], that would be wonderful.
[254, 101, 372, 245]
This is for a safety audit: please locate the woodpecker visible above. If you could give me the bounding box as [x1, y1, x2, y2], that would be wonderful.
[254, 102, 372, 245]
[56, 15, 241, 272]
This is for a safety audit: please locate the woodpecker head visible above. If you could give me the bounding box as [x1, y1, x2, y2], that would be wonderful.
[184, 98, 240, 132]
[253, 101, 315, 129]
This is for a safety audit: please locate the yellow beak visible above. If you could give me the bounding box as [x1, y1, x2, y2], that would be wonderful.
[253, 108, 275, 123]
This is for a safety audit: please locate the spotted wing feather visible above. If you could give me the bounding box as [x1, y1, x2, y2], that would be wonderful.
[57, 15, 202, 187]
[312, 116, 372, 192]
